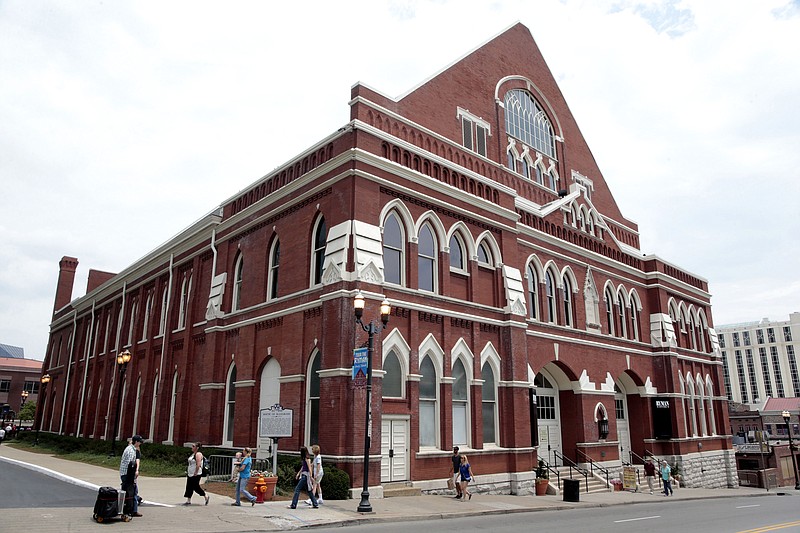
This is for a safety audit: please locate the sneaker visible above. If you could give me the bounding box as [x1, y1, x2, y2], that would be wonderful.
[131, 512, 143, 517]
[205, 495, 210, 506]
[231, 503, 241, 506]
[455, 494, 462, 499]
[304, 499, 312, 506]
[468, 493, 472, 500]
[287, 505, 296, 509]
[312, 505, 319, 509]
[251, 499, 256, 506]
[317, 498, 323, 505]
[182, 502, 191, 506]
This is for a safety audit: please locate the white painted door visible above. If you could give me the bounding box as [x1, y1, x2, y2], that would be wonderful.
[381, 418, 408, 482]
[536, 374, 563, 465]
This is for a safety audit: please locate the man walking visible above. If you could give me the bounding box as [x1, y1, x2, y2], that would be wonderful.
[451, 446, 462, 499]
[120, 435, 143, 517]
[643, 456, 656, 494]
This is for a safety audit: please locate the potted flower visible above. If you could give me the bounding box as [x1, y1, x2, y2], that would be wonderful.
[535, 460, 549, 496]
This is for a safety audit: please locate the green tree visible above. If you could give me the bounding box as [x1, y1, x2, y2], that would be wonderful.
[19, 400, 36, 421]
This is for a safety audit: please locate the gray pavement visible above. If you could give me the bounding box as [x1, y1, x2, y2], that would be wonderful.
[0, 445, 777, 532]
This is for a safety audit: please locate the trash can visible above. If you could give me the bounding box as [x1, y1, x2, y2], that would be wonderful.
[563, 478, 580, 502]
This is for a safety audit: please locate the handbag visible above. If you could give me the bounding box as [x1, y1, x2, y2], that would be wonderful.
[447, 477, 455, 490]
[201, 456, 210, 477]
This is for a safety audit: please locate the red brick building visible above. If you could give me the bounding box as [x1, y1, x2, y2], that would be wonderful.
[42, 23, 735, 494]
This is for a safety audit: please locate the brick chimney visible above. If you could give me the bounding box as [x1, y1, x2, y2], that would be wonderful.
[53, 256, 79, 314]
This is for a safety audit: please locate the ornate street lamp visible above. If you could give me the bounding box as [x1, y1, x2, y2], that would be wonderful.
[353, 291, 390, 513]
[34, 373, 51, 446]
[110, 350, 133, 456]
[18, 390, 28, 430]
[782, 410, 800, 490]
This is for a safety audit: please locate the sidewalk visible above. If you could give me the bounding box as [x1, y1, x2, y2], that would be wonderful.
[0, 445, 774, 532]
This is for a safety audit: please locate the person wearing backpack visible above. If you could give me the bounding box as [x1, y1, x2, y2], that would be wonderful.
[183, 442, 209, 505]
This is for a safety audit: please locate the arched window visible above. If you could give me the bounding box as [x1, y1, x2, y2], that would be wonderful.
[686, 376, 698, 436]
[481, 363, 497, 445]
[527, 264, 539, 320]
[141, 292, 153, 341]
[127, 298, 138, 346]
[449, 234, 465, 272]
[419, 356, 438, 447]
[158, 284, 168, 337]
[507, 150, 516, 172]
[605, 287, 615, 336]
[617, 289, 627, 339]
[382, 350, 403, 398]
[383, 213, 404, 285]
[504, 89, 556, 159]
[545, 271, 557, 324]
[418, 224, 436, 292]
[232, 254, 244, 311]
[477, 242, 492, 266]
[563, 277, 573, 327]
[697, 378, 708, 436]
[521, 158, 531, 180]
[452, 359, 469, 447]
[268, 240, 280, 300]
[629, 295, 640, 341]
[224, 364, 237, 445]
[178, 274, 192, 330]
[307, 352, 321, 445]
[312, 216, 326, 286]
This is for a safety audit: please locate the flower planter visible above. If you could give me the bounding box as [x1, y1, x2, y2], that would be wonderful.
[535, 478, 549, 496]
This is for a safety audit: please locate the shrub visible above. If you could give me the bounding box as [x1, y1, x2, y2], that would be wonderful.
[321, 465, 350, 500]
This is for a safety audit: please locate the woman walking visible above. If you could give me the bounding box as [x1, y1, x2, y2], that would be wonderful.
[232, 447, 257, 506]
[288, 446, 318, 509]
[459, 455, 475, 501]
[305, 444, 324, 505]
[183, 443, 209, 506]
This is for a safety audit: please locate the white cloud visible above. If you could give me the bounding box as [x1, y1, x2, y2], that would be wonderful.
[1, 0, 798, 358]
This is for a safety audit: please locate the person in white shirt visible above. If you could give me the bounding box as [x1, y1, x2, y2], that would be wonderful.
[305, 444, 324, 505]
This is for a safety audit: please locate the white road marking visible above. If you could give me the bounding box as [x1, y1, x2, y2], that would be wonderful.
[735, 504, 760, 509]
[614, 515, 661, 523]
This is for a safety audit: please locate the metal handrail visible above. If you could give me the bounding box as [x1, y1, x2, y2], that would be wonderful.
[553, 449, 590, 492]
[575, 449, 610, 489]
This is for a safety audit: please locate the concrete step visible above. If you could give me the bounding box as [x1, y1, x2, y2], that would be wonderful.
[383, 483, 422, 498]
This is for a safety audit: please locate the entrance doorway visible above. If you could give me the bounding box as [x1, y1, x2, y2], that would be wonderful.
[381, 417, 409, 483]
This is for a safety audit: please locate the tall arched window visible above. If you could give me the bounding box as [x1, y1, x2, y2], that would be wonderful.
[481, 363, 497, 444]
[449, 234, 465, 272]
[382, 350, 403, 398]
[452, 359, 469, 446]
[563, 278, 573, 327]
[629, 295, 640, 341]
[167, 371, 178, 443]
[605, 288, 615, 336]
[307, 353, 321, 445]
[312, 216, 326, 285]
[617, 289, 627, 339]
[141, 292, 152, 341]
[545, 271, 556, 324]
[224, 364, 237, 445]
[418, 224, 436, 292]
[232, 254, 244, 311]
[127, 298, 138, 346]
[178, 274, 192, 330]
[268, 240, 280, 300]
[686, 376, 697, 436]
[419, 356, 437, 447]
[383, 213, 404, 285]
[504, 89, 556, 160]
[527, 264, 539, 320]
[158, 284, 168, 336]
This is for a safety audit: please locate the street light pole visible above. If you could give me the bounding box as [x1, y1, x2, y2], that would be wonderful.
[110, 350, 133, 456]
[18, 390, 28, 431]
[34, 374, 51, 446]
[353, 291, 390, 514]
[782, 410, 800, 490]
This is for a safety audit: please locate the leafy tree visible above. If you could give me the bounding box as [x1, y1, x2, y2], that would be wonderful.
[19, 400, 36, 421]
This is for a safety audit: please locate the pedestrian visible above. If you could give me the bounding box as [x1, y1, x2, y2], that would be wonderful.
[643, 456, 656, 494]
[119, 435, 143, 517]
[0, 425, 5, 445]
[231, 447, 256, 506]
[229, 451, 243, 482]
[288, 446, 318, 509]
[459, 455, 475, 501]
[183, 442, 209, 506]
[4, 423, 10, 439]
[660, 460, 673, 496]
[451, 446, 462, 498]
[305, 444, 324, 506]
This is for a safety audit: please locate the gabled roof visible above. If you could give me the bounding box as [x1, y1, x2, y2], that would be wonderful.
[0, 343, 24, 358]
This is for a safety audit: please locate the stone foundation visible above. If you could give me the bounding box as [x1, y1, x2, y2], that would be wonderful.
[669, 450, 739, 488]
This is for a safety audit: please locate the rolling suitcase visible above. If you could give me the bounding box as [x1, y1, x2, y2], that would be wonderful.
[92, 486, 131, 523]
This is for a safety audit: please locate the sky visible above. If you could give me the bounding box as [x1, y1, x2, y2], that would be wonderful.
[2, 0, 799, 361]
